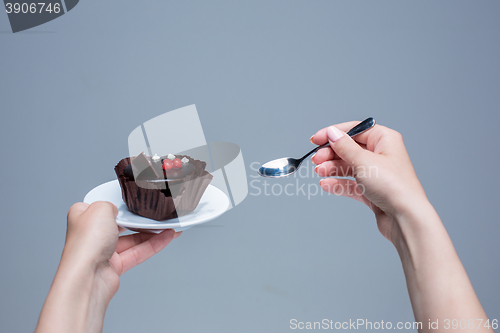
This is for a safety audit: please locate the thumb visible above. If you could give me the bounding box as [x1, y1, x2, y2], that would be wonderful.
[327, 126, 369, 167]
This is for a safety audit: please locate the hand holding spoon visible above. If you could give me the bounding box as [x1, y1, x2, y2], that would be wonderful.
[258, 117, 376, 178]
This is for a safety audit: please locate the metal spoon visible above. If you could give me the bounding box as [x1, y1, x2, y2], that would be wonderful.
[258, 117, 376, 178]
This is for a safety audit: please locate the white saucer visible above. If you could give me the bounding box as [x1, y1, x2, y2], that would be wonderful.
[83, 180, 229, 232]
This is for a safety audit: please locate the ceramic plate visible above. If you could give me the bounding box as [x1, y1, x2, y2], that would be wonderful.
[83, 180, 229, 232]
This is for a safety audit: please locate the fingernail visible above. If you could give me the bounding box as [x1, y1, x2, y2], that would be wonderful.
[319, 179, 324, 186]
[326, 126, 343, 142]
[311, 153, 316, 163]
[310, 135, 314, 144]
[314, 165, 319, 173]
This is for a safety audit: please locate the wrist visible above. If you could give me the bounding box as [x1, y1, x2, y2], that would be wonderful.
[62, 232, 109, 273]
[394, 195, 437, 227]
[390, 197, 456, 274]
[392, 197, 439, 244]
[59, 243, 116, 303]
[36, 257, 111, 333]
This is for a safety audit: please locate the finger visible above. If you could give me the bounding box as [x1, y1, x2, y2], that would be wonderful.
[326, 126, 371, 167]
[311, 121, 386, 147]
[117, 229, 181, 253]
[84, 201, 119, 220]
[311, 121, 361, 145]
[119, 229, 176, 274]
[118, 226, 127, 234]
[67, 202, 90, 220]
[311, 147, 335, 165]
[312, 143, 368, 165]
[116, 232, 156, 253]
[108, 252, 123, 277]
[314, 160, 355, 177]
[319, 178, 370, 206]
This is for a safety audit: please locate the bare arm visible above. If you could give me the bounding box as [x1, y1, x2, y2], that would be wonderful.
[394, 198, 489, 331]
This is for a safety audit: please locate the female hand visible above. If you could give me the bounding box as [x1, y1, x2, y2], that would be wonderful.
[311, 121, 429, 244]
[36, 201, 181, 333]
[63, 201, 181, 297]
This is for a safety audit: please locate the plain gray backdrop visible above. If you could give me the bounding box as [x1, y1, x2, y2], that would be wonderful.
[1, 1, 499, 332]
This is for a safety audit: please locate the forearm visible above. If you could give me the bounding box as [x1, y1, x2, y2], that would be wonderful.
[394, 199, 490, 332]
[35, 254, 112, 333]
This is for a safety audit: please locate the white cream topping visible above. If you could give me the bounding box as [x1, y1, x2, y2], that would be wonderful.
[167, 153, 176, 160]
[181, 157, 189, 164]
[152, 154, 160, 162]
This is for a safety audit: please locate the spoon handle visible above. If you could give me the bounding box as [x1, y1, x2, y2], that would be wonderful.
[346, 117, 376, 137]
[300, 117, 376, 161]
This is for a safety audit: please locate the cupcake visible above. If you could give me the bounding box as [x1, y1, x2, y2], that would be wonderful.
[114, 152, 213, 221]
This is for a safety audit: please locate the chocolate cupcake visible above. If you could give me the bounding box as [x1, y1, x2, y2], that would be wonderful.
[115, 152, 213, 221]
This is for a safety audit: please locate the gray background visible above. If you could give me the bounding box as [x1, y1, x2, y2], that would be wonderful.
[1, 1, 499, 332]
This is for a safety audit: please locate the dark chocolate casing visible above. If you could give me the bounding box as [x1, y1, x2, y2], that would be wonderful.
[115, 155, 213, 221]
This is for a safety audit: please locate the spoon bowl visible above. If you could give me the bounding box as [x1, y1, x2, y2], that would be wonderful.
[259, 158, 300, 178]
